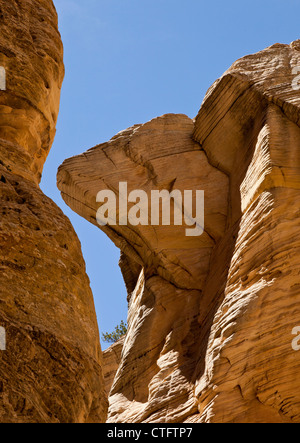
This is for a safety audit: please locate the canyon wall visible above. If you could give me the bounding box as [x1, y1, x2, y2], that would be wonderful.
[0, 0, 107, 423]
[1, 0, 300, 424]
[58, 41, 300, 423]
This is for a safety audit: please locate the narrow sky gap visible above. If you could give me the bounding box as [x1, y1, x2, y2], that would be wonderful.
[40, 0, 300, 350]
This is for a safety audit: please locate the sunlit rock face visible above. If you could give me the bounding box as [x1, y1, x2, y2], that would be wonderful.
[0, 0, 107, 423]
[0, 0, 64, 184]
[58, 113, 229, 422]
[189, 40, 300, 424]
[58, 40, 300, 423]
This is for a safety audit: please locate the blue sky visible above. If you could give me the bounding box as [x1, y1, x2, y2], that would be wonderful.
[43, 0, 300, 349]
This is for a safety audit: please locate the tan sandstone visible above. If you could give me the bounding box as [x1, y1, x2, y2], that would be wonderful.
[58, 40, 300, 423]
[103, 337, 125, 396]
[190, 40, 300, 424]
[58, 113, 228, 422]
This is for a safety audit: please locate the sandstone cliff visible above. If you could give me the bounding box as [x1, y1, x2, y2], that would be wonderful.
[0, 0, 107, 423]
[58, 41, 300, 423]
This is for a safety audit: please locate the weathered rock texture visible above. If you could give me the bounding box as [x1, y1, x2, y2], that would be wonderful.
[58, 40, 300, 423]
[58, 113, 229, 422]
[190, 40, 300, 424]
[103, 337, 125, 396]
[0, 0, 64, 185]
[0, 0, 107, 422]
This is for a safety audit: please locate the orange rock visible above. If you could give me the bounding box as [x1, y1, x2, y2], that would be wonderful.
[0, 0, 107, 423]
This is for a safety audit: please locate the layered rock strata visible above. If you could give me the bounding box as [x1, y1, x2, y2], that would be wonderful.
[58, 40, 300, 423]
[58, 113, 229, 422]
[189, 40, 300, 424]
[0, 0, 107, 423]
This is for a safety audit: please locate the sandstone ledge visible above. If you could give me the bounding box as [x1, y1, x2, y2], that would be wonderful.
[58, 40, 300, 423]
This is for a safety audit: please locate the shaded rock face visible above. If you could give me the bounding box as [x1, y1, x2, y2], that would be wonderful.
[0, 0, 107, 423]
[58, 40, 300, 423]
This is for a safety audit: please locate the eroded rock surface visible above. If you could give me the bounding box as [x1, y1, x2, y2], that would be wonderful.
[190, 40, 300, 424]
[58, 41, 300, 423]
[58, 113, 229, 422]
[103, 337, 125, 396]
[0, 0, 107, 423]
